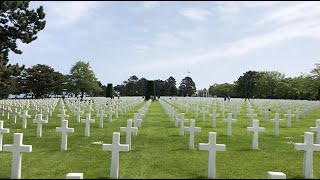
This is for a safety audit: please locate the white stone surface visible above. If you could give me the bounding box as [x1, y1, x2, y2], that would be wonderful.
[223, 113, 236, 136]
[3, 133, 32, 179]
[120, 119, 138, 150]
[179, 113, 189, 136]
[184, 119, 201, 150]
[20, 110, 30, 129]
[33, 114, 48, 137]
[294, 132, 320, 179]
[81, 113, 95, 137]
[98, 110, 107, 128]
[267, 171, 286, 179]
[102, 132, 129, 179]
[208, 108, 219, 128]
[199, 132, 226, 179]
[247, 120, 265, 150]
[66, 173, 83, 179]
[310, 119, 320, 144]
[270, 113, 283, 136]
[0, 120, 10, 151]
[284, 110, 294, 128]
[56, 120, 74, 150]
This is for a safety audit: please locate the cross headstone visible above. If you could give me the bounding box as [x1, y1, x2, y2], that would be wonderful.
[12, 108, 19, 123]
[264, 108, 270, 122]
[102, 132, 129, 179]
[74, 107, 83, 123]
[184, 119, 201, 150]
[33, 114, 48, 137]
[294, 132, 320, 179]
[209, 108, 220, 128]
[132, 113, 142, 136]
[223, 113, 236, 136]
[3, 133, 32, 179]
[310, 119, 320, 144]
[199, 132, 226, 179]
[270, 113, 283, 136]
[201, 106, 208, 121]
[120, 119, 138, 150]
[179, 113, 189, 136]
[56, 120, 74, 151]
[0, 120, 10, 151]
[19, 110, 30, 129]
[81, 113, 95, 137]
[247, 120, 265, 150]
[98, 110, 107, 128]
[108, 107, 114, 122]
[284, 110, 294, 128]
[247, 109, 257, 126]
[58, 109, 69, 122]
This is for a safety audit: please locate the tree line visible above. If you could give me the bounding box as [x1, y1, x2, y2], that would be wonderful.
[209, 67, 320, 100]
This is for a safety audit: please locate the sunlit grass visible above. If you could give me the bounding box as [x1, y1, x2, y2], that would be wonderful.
[0, 99, 319, 179]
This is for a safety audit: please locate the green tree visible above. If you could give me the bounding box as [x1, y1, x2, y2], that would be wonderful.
[310, 63, 320, 99]
[18, 64, 65, 99]
[235, 71, 257, 100]
[178, 76, 196, 97]
[209, 83, 236, 97]
[0, 1, 46, 99]
[166, 76, 178, 96]
[68, 61, 101, 101]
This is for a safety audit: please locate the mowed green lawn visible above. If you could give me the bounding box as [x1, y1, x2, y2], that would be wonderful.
[0, 99, 320, 179]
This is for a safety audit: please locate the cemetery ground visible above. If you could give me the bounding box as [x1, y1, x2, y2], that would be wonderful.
[0, 99, 320, 179]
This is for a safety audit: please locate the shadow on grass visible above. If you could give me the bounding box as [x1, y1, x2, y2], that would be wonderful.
[96, 177, 110, 179]
[194, 176, 207, 179]
[235, 148, 255, 152]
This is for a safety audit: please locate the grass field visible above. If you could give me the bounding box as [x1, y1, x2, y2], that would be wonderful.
[0, 99, 320, 179]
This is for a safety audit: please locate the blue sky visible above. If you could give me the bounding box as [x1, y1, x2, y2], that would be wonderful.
[9, 1, 320, 89]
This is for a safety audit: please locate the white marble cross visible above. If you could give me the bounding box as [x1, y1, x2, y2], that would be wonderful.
[223, 113, 236, 136]
[284, 110, 294, 128]
[19, 110, 30, 129]
[184, 119, 201, 150]
[33, 114, 48, 137]
[102, 132, 129, 179]
[74, 107, 83, 123]
[247, 120, 265, 150]
[294, 132, 320, 179]
[56, 120, 74, 150]
[108, 107, 114, 122]
[179, 113, 189, 136]
[98, 110, 107, 128]
[270, 113, 283, 136]
[295, 109, 300, 122]
[310, 119, 320, 144]
[247, 109, 257, 126]
[201, 106, 208, 122]
[12, 108, 19, 123]
[0, 120, 10, 151]
[209, 108, 220, 128]
[3, 133, 32, 179]
[120, 119, 138, 150]
[81, 113, 95, 137]
[58, 109, 69, 123]
[195, 104, 199, 118]
[199, 132, 226, 179]
[132, 113, 142, 136]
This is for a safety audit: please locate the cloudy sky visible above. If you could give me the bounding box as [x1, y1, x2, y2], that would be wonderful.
[9, 1, 320, 89]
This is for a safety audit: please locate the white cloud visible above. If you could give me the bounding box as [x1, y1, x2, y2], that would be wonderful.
[152, 33, 182, 47]
[129, 20, 320, 71]
[143, 1, 160, 9]
[179, 8, 211, 21]
[43, 1, 104, 28]
[255, 1, 320, 26]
